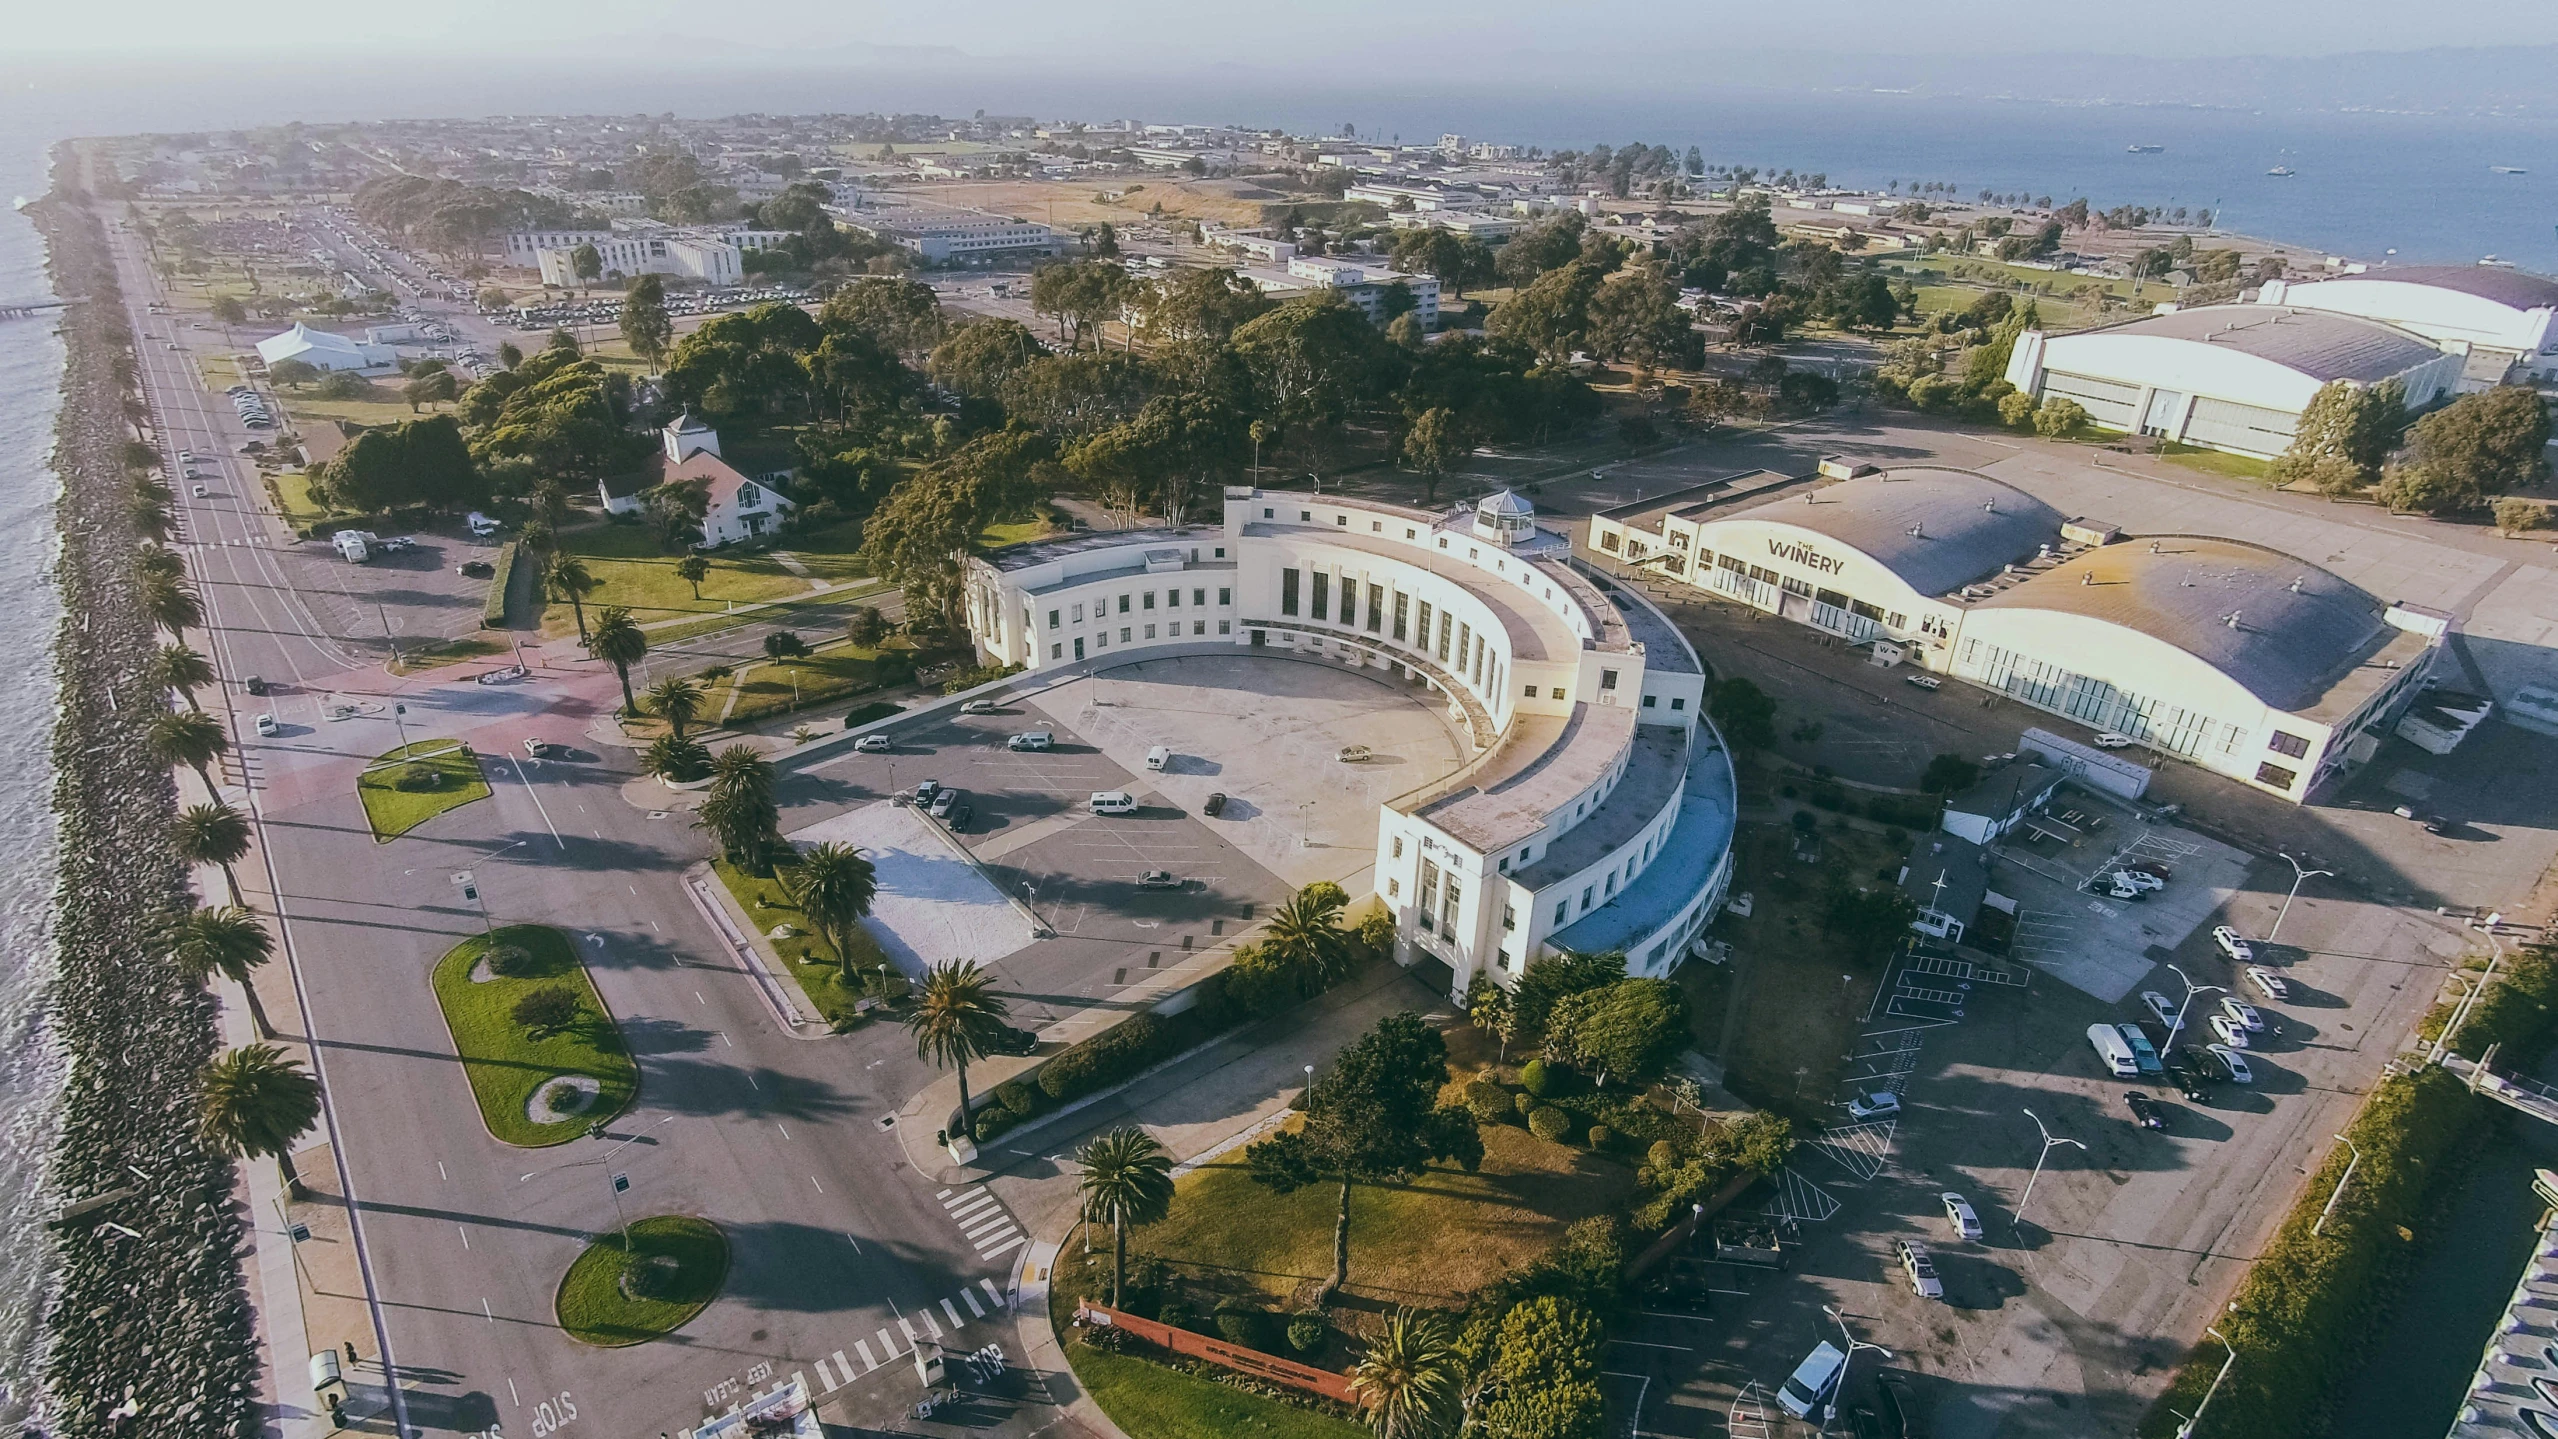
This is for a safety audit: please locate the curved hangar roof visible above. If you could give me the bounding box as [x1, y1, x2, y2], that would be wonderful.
[1758, 467, 2064, 597]
[2081, 305, 2445, 386]
[1973, 536, 2390, 712]
[2335, 264, 2558, 313]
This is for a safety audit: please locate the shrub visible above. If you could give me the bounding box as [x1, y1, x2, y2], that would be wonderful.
[763, 630, 810, 659]
[1528, 1106, 1572, 1142]
[511, 985, 583, 1038]
[1156, 1296, 1192, 1331]
[1037, 1013, 1170, 1101]
[483, 944, 536, 978]
[1520, 1058, 1553, 1096]
[480, 542, 518, 628]
[1285, 1310, 1328, 1354]
[393, 765, 447, 792]
[971, 1105, 1017, 1140]
[1586, 1123, 1614, 1151]
[1515, 1092, 1537, 1118]
[842, 700, 901, 730]
[1465, 1079, 1513, 1125]
[994, 1079, 1038, 1116]
[1646, 1139, 1684, 1171]
[1213, 1302, 1273, 1351]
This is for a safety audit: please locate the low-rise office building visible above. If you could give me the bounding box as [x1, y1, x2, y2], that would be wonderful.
[962, 489, 1734, 998]
[1279, 257, 1440, 327]
[506, 223, 794, 287]
[1590, 465, 2444, 802]
[857, 214, 1063, 265]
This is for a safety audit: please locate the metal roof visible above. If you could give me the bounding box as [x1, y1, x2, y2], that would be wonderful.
[2357, 264, 2558, 312]
[1975, 537, 2391, 713]
[1752, 468, 2065, 597]
[2099, 305, 2446, 384]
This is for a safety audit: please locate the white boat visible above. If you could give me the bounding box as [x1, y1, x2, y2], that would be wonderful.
[2493, 166, 2529, 175]
[2266, 166, 2295, 177]
[2127, 144, 2164, 154]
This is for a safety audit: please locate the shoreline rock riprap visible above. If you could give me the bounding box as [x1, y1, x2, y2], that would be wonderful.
[29, 151, 262, 1438]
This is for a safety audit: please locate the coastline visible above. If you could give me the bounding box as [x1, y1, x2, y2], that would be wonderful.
[26, 149, 260, 1437]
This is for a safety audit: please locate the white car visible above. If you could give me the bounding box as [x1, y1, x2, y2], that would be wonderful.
[253, 714, 279, 737]
[1896, 1238, 1943, 1299]
[2213, 926, 2256, 964]
[1846, 1091, 1901, 1121]
[2245, 966, 2291, 1001]
[2209, 1013, 2249, 1049]
[2112, 868, 2164, 892]
[2208, 1043, 2254, 1084]
[1941, 1192, 1983, 1240]
[959, 699, 1001, 714]
[2220, 997, 2265, 1033]
[2091, 732, 2138, 749]
[852, 733, 893, 753]
[191, 484, 208, 498]
[2140, 991, 2186, 1031]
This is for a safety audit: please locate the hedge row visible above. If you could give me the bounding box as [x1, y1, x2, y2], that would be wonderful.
[480, 540, 518, 629]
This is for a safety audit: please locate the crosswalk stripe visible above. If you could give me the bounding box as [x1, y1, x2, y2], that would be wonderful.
[963, 1213, 1016, 1241]
[948, 1195, 998, 1222]
[791, 1370, 808, 1401]
[962, 1288, 986, 1318]
[974, 1229, 1022, 1254]
[980, 1235, 1026, 1260]
[921, 1308, 944, 1340]
[815, 1358, 838, 1390]
[832, 1349, 852, 1382]
[885, 1324, 905, 1355]
[936, 1187, 953, 1199]
[981, 1278, 1006, 1306]
[855, 1340, 877, 1371]
[942, 1187, 984, 1211]
[942, 1297, 965, 1328]
[898, 1317, 919, 1344]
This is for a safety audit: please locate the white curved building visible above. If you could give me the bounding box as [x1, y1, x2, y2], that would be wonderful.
[2260, 266, 2558, 385]
[2004, 304, 2465, 458]
[962, 488, 1738, 996]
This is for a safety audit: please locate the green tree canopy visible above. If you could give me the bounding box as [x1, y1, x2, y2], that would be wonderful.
[1542, 977, 1690, 1087]
[620, 272, 674, 369]
[2407, 386, 2551, 496]
[323, 414, 481, 511]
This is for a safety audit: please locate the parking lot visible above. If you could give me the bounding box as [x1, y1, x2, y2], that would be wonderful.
[784, 651, 1469, 1025]
[1984, 787, 2256, 1003]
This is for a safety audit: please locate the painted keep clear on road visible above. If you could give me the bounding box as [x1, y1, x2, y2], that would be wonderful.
[682, 1277, 1010, 1434]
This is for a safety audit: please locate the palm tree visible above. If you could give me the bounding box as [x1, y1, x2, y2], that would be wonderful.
[1351, 1309, 1461, 1439]
[588, 605, 647, 716]
[137, 544, 187, 583]
[131, 495, 174, 543]
[174, 801, 254, 907]
[645, 676, 704, 741]
[783, 841, 878, 971]
[155, 641, 217, 711]
[694, 744, 779, 864]
[905, 960, 1010, 1145]
[546, 552, 598, 640]
[1074, 1128, 1174, 1307]
[168, 905, 278, 1039]
[676, 554, 710, 599]
[142, 572, 204, 634]
[709, 743, 775, 804]
[1264, 881, 1357, 996]
[147, 707, 230, 796]
[199, 1043, 322, 1195]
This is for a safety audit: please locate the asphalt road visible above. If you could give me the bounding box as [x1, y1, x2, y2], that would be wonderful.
[115, 224, 1065, 1439]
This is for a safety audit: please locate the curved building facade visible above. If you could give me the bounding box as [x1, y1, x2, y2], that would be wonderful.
[962, 488, 1737, 997]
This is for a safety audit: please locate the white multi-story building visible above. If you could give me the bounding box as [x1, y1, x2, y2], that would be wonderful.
[858, 214, 1064, 265]
[1280, 257, 1441, 327]
[507, 223, 794, 287]
[1345, 183, 1482, 212]
[960, 489, 1735, 997]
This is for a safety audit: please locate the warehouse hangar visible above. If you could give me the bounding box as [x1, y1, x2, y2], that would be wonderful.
[2002, 304, 2465, 459]
[2260, 264, 2558, 385]
[1590, 465, 2448, 802]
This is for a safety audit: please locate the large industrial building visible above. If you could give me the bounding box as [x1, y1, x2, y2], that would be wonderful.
[2003, 304, 2466, 458]
[1589, 465, 2447, 802]
[2259, 264, 2558, 386]
[963, 489, 1736, 998]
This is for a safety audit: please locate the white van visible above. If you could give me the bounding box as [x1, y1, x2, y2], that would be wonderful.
[1776, 1341, 1847, 1419]
[2086, 1022, 2139, 1079]
[1144, 745, 1171, 772]
[1090, 791, 1137, 815]
[1007, 731, 1053, 752]
[465, 511, 501, 537]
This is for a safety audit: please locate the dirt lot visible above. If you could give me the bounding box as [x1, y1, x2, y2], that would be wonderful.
[881, 178, 1282, 230]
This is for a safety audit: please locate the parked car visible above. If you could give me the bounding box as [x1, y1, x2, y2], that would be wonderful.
[1202, 791, 1228, 817]
[1776, 1342, 1849, 1421]
[2423, 815, 2456, 836]
[253, 714, 279, 737]
[458, 559, 495, 577]
[945, 802, 973, 833]
[2220, 997, 2265, 1033]
[243, 675, 268, 696]
[1905, 674, 1942, 691]
[191, 483, 208, 498]
[1136, 870, 1181, 890]
[2209, 1013, 2249, 1049]
[2213, 926, 2255, 964]
[2112, 868, 2164, 892]
[523, 738, 554, 759]
[853, 734, 893, 753]
[1896, 1238, 1943, 1299]
[1847, 1091, 1902, 1121]
[928, 787, 963, 819]
[2117, 1023, 2164, 1077]
[2097, 874, 2145, 902]
[2091, 732, 2137, 749]
[1006, 730, 1053, 751]
[2244, 966, 2291, 1001]
[913, 779, 941, 806]
[2125, 1091, 2167, 1130]
[1940, 1192, 1982, 1241]
[960, 699, 1001, 714]
[2140, 991, 2186, 1032]
[1877, 1373, 1926, 1439]
[2163, 1054, 2214, 1103]
[2208, 1044, 2254, 1084]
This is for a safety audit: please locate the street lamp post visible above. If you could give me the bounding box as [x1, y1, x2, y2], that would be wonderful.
[1817, 1306, 1893, 1438]
[2164, 963, 2227, 1059]
[521, 1115, 675, 1250]
[2266, 852, 2334, 946]
[2312, 1133, 2362, 1237]
[2015, 1107, 2087, 1229]
[2174, 1327, 2239, 1438]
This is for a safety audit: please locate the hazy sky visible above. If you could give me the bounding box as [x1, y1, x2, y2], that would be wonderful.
[20, 0, 2558, 63]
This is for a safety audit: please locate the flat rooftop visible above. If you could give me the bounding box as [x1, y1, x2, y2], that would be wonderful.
[1511, 724, 1689, 891]
[1412, 702, 1638, 854]
[978, 524, 1224, 573]
[1242, 522, 1579, 665]
[1578, 567, 1699, 675]
[1549, 729, 1739, 959]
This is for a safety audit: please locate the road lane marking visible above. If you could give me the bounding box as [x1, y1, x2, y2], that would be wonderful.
[936, 1187, 953, 1199]
[776, 1120, 788, 1138]
[833, 1348, 852, 1381]
[438, 1162, 447, 1180]
[980, 1235, 1026, 1259]
[846, 1232, 862, 1254]
[810, 1176, 824, 1193]
[854, 1341, 876, 1371]
[919, 1309, 943, 1340]
[980, 1278, 1005, 1307]
[791, 1370, 807, 1399]
[942, 1298, 965, 1329]
[745, 1073, 759, 1091]
[481, 1298, 493, 1323]
[964, 1214, 1015, 1242]
[897, 1318, 919, 1345]
[815, 1358, 837, 1389]
[457, 1225, 469, 1249]
[962, 1288, 986, 1318]
[877, 1328, 898, 1359]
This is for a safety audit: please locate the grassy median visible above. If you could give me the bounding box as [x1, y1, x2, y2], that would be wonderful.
[711, 859, 882, 1026]
[356, 739, 490, 841]
[555, 1215, 729, 1347]
[429, 925, 637, 1147]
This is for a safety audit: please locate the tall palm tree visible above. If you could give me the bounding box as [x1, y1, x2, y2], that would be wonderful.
[710, 743, 775, 804]
[131, 495, 175, 544]
[155, 641, 217, 712]
[1264, 880, 1357, 996]
[168, 905, 278, 1039]
[198, 1043, 322, 1195]
[137, 544, 188, 583]
[783, 841, 878, 971]
[645, 675, 704, 741]
[1352, 1309, 1461, 1439]
[546, 552, 598, 640]
[174, 801, 254, 907]
[588, 605, 647, 716]
[1075, 1128, 1174, 1307]
[694, 744, 779, 864]
[142, 572, 204, 634]
[146, 707, 230, 796]
[905, 960, 1010, 1145]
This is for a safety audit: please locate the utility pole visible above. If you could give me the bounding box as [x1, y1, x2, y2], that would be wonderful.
[2015, 1107, 2087, 1229]
[2164, 963, 2226, 1060]
[2174, 1326, 2239, 1438]
[2266, 852, 2332, 946]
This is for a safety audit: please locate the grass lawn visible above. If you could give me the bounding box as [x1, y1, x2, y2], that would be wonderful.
[700, 640, 893, 727]
[554, 1215, 729, 1346]
[272, 469, 333, 527]
[1048, 1325, 1367, 1439]
[540, 524, 818, 635]
[2158, 441, 2277, 482]
[355, 739, 492, 841]
[978, 516, 1058, 549]
[275, 386, 432, 432]
[389, 635, 509, 675]
[1133, 1120, 1635, 1309]
[429, 925, 640, 1147]
[641, 585, 890, 647]
[709, 859, 882, 1026]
